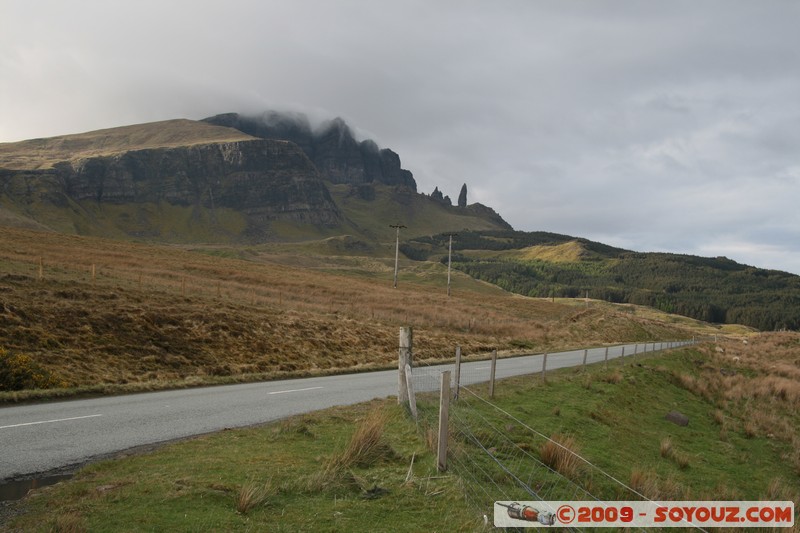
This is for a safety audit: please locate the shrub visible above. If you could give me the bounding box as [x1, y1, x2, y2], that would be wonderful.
[0, 348, 66, 391]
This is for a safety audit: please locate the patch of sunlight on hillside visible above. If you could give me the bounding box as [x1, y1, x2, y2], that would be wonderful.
[510, 241, 589, 262]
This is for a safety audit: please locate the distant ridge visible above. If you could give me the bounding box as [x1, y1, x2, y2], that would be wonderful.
[0, 119, 256, 171]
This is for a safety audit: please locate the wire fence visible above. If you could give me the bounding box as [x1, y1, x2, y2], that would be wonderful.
[406, 340, 703, 531]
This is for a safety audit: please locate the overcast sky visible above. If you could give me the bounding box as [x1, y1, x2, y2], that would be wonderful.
[2, 1, 799, 274]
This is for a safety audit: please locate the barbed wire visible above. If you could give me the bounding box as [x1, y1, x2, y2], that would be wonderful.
[405, 340, 705, 532]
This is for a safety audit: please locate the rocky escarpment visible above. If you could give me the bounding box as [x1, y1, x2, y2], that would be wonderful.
[0, 138, 341, 234]
[203, 112, 417, 190]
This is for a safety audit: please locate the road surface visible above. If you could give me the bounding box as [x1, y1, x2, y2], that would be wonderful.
[0, 341, 691, 481]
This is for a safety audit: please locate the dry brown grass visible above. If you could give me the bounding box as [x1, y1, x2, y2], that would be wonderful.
[331, 408, 393, 470]
[0, 226, 692, 393]
[601, 370, 623, 384]
[743, 418, 758, 439]
[659, 436, 690, 469]
[48, 511, 87, 533]
[660, 437, 673, 458]
[629, 468, 660, 500]
[673, 335, 800, 482]
[630, 468, 692, 501]
[540, 433, 583, 480]
[307, 408, 395, 491]
[235, 479, 272, 514]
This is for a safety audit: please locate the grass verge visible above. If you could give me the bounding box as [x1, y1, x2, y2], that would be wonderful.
[6, 338, 799, 531]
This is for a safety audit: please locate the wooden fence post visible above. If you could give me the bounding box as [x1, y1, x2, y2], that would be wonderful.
[604, 346, 609, 367]
[453, 345, 462, 400]
[91, 264, 96, 284]
[405, 364, 417, 421]
[620, 346, 625, 365]
[582, 349, 588, 371]
[437, 371, 450, 472]
[398, 327, 413, 404]
[38, 257, 43, 280]
[541, 352, 548, 384]
[489, 349, 497, 399]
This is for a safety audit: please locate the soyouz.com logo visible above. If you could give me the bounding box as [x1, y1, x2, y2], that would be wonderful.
[493, 501, 795, 528]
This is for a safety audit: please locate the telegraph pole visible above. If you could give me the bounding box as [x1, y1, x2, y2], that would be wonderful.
[446, 233, 457, 297]
[390, 224, 406, 288]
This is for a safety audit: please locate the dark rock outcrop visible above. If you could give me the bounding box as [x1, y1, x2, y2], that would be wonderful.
[430, 187, 452, 206]
[1, 139, 341, 231]
[203, 112, 417, 191]
[458, 183, 468, 208]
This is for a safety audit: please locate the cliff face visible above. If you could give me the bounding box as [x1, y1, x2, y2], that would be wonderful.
[203, 112, 417, 190]
[0, 138, 341, 234]
[0, 115, 512, 242]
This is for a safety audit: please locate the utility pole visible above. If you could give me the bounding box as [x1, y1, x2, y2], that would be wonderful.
[446, 233, 457, 297]
[390, 224, 406, 288]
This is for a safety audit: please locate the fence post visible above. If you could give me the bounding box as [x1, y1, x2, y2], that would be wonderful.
[91, 264, 96, 284]
[405, 364, 417, 421]
[453, 345, 462, 400]
[541, 352, 548, 384]
[604, 346, 609, 367]
[489, 349, 497, 399]
[582, 349, 588, 371]
[38, 257, 43, 280]
[620, 346, 625, 365]
[633, 343, 638, 362]
[398, 327, 413, 405]
[437, 370, 451, 472]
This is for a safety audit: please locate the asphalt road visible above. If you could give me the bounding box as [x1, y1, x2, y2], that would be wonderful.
[0, 341, 690, 482]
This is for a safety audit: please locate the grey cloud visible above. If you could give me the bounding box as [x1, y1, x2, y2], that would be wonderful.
[1, 0, 799, 273]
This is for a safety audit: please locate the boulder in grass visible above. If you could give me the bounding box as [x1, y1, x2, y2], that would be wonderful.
[665, 411, 689, 427]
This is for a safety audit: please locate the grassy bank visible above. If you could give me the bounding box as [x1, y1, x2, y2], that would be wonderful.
[5, 336, 799, 531]
[6, 400, 481, 532]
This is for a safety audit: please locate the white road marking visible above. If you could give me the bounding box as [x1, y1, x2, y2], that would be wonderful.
[268, 386, 323, 395]
[0, 414, 103, 430]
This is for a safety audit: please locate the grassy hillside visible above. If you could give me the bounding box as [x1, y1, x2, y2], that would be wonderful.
[327, 184, 510, 242]
[0, 226, 705, 400]
[5, 336, 798, 531]
[404, 230, 800, 332]
[0, 120, 256, 171]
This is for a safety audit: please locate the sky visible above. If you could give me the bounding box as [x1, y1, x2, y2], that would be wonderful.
[2, 1, 800, 274]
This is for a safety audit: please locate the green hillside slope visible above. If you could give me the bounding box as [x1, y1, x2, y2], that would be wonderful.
[403, 230, 800, 331]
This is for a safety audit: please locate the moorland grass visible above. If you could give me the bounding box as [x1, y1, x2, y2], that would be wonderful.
[0, 225, 698, 400]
